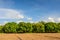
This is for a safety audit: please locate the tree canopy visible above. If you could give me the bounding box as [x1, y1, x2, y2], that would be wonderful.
[0, 22, 60, 33]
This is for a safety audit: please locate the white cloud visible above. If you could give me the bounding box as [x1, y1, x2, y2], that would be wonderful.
[29, 21, 34, 23]
[0, 8, 24, 19]
[48, 17, 55, 22]
[0, 24, 2, 25]
[57, 18, 60, 22]
[47, 17, 60, 22]
[27, 17, 32, 21]
[16, 20, 23, 23]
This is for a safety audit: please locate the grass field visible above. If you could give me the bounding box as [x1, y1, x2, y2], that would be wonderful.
[0, 33, 60, 40]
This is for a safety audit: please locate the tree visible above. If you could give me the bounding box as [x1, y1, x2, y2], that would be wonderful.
[17, 22, 27, 33]
[0, 21, 60, 33]
[39, 21, 46, 25]
[32, 22, 45, 33]
[17, 22, 33, 33]
[0, 26, 3, 33]
[57, 23, 60, 32]
[3, 22, 18, 33]
[25, 22, 33, 32]
[45, 22, 58, 33]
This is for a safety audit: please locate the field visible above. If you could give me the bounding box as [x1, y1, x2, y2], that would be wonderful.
[0, 33, 60, 40]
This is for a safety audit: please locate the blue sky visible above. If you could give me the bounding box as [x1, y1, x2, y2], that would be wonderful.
[0, 0, 60, 25]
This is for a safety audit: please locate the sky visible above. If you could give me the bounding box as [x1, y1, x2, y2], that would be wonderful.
[0, 0, 60, 25]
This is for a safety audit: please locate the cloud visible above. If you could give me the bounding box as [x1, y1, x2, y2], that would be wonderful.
[0, 8, 24, 19]
[47, 17, 60, 22]
[48, 17, 55, 22]
[27, 17, 32, 21]
[29, 21, 34, 23]
[27, 18, 32, 21]
[57, 18, 60, 22]
[16, 20, 23, 23]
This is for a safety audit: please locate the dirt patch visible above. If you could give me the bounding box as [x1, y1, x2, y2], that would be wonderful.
[0, 33, 60, 40]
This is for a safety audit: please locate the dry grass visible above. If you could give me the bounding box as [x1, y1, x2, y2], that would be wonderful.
[0, 33, 60, 40]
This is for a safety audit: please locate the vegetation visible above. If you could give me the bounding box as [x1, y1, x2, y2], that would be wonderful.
[0, 22, 60, 33]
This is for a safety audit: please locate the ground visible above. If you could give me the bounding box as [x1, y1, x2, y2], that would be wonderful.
[0, 33, 60, 40]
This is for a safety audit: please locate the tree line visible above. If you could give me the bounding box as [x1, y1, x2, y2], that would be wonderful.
[0, 21, 60, 33]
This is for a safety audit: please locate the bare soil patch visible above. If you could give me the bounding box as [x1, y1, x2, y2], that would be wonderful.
[0, 33, 60, 40]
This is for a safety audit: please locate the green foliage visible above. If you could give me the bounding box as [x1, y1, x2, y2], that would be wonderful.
[0, 26, 3, 33]
[32, 22, 45, 33]
[0, 21, 60, 33]
[25, 22, 33, 33]
[2, 22, 18, 33]
[17, 22, 33, 33]
[57, 23, 60, 32]
[17, 22, 27, 33]
[45, 22, 58, 33]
